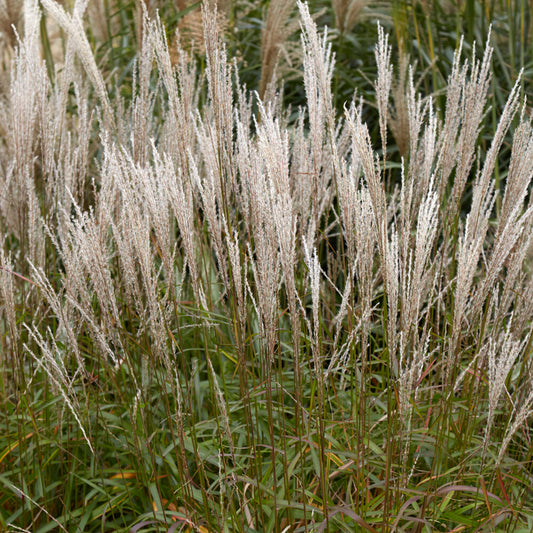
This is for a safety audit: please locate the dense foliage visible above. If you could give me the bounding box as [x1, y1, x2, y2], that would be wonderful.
[1, 1, 533, 531]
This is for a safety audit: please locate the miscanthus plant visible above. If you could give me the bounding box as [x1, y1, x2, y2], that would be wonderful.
[1, 1, 533, 531]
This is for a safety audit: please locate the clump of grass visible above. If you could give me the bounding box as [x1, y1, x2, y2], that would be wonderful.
[1, 1, 533, 532]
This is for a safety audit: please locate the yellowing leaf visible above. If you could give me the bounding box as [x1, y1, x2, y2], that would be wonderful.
[110, 471, 137, 479]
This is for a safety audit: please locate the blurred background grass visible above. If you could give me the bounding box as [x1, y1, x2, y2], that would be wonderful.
[55, 0, 533, 181]
[21, 0, 533, 130]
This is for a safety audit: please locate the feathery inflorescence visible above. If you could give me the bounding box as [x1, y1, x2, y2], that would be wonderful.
[2, 1, 533, 530]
